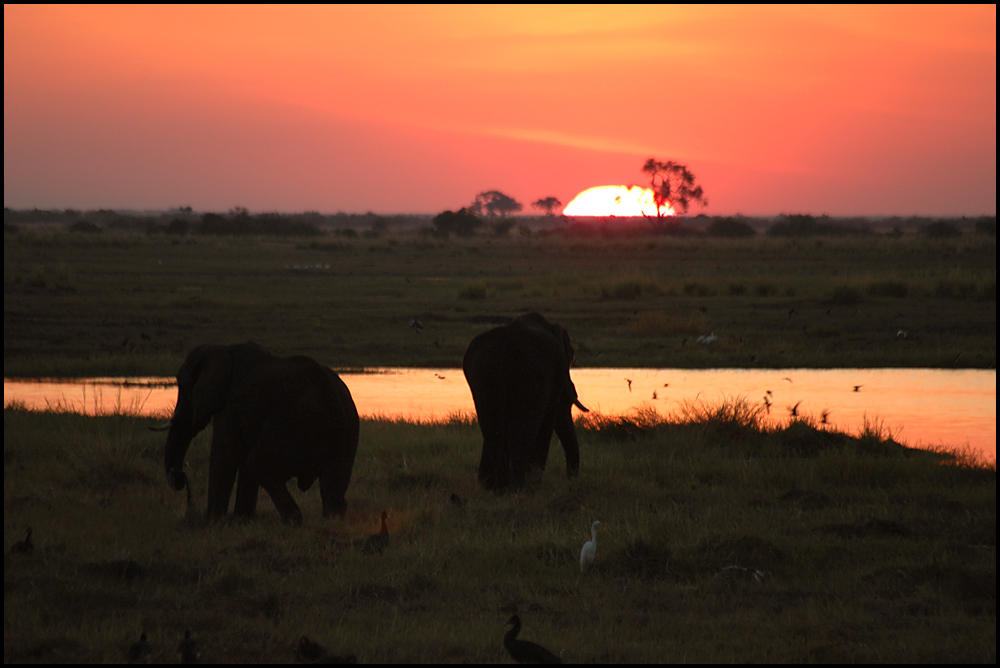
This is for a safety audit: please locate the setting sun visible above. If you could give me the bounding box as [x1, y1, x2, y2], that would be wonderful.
[563, 185, 675, 217]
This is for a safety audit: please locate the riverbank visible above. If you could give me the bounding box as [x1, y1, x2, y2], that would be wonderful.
[3, 404, 995, 662]
[4, 231, 995, 376]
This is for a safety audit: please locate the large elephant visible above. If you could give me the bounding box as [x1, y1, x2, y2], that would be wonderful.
[463, 312, 589, 491]
[151, 343, 359, 524]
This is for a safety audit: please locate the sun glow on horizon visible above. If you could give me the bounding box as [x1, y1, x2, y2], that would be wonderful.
[563, 185, 675, 217]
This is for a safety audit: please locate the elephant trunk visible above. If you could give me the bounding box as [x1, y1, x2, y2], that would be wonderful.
[162, 398, 193, 491]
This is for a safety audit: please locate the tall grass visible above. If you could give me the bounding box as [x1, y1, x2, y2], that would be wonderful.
[9, 397, 993, 662]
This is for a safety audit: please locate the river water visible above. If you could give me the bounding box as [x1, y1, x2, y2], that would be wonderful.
[4, 368, 995, 463]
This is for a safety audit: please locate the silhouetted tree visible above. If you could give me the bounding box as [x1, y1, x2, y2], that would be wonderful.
[641, 159, 707, 217]
[432, 207, 482, 238]
[470, 190, 523, 218]
[531, 196, 562, 216]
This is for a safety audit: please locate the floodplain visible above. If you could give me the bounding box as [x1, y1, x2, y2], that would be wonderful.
[3, 219, 996, 662]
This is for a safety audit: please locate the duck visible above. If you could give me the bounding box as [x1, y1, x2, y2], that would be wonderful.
[362, 511, 389, 555]
[504, 615, 561, 664]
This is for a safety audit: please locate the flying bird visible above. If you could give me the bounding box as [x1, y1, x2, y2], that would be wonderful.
[363, 511, 390, 555]
[580, 520, 601, 573]
[504, 615, 561, 664]
[853, 385, 863, 392]
[788, 401, 802, 417]
[11, 527, 33, 554]
[625, 378, 632, 392]
[126, 632, 153, 663]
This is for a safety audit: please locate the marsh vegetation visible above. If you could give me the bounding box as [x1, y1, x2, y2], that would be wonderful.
[3, 216, 995, 376]
[4, 402, 995, 662]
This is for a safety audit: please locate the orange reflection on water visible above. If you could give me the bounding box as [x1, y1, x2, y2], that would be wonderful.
[4, 368, 995, 463]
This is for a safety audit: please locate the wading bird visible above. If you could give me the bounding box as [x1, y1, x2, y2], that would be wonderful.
[126, 632, 153, 663]
[504, 615, 561, 664]
[363, 511, 389, 555]
[11, 527, 32, 554]
[580, 520, 601, 573]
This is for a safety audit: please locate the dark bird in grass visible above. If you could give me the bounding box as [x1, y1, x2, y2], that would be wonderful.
[126, 633, 153, 663]
[853, 385, 863, 392]
[789, 401, 802, 417]
[177, 630, 200, 664]
[363, 511, 389, 555]
[504, 615, 561, 664]
[762, 396, 772, 414]
[295, 636, 327, 663]
[821, 409, 831, 424]
[11, 527, 33, 554]
[449, 493, 466, 507]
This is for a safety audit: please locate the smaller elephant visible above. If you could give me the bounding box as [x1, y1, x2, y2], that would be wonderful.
[463, 313, 589, 491]
[151, 343, 359, 523]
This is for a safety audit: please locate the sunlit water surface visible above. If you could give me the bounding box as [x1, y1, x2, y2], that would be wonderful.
[4, 369, 995, 463]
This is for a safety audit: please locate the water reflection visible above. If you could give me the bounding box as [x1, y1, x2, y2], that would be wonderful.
[4, 369, 995, 463]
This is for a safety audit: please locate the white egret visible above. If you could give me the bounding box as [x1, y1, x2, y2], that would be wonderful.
[580, 520, 601, 573]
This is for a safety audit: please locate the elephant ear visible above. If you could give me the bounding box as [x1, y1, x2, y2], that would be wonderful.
[555, 326, 576, 367]
[190, 347, 233, 431]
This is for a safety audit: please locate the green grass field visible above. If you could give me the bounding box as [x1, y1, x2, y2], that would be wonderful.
[3, 227, 995, 376]
[3, 403, 994, 663]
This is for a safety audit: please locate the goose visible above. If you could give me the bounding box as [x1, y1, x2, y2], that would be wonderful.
[504, 615, 561, 664]
[580, 520, 600, 573]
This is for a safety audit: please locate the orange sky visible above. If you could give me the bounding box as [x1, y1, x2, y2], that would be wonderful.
[4, 5, 996, 215]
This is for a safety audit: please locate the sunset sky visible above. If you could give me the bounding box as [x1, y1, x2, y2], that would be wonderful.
[4, 5, 996, 216]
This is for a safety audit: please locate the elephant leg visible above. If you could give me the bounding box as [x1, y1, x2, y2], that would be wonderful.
[206, 438, 239, 520]
[319, 459, 348, 518]
[233, 463, 260, 519]
[261, 480, 303, 526]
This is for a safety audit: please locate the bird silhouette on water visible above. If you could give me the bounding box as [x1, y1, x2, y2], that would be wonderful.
[580, 520, 600, 573]
[177, 630, 200, 664]
[363, 511, 389, 554]
[126, 632, 153, 663]
[11, 527, 33, 554]
[504, 615, 561, 664]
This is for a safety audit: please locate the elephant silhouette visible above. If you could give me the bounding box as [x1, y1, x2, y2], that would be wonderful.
[151, 343, 359, 523]
[463, 313, 588, 491]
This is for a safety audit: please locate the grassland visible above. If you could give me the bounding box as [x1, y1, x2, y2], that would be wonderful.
[4, 401, 995, 663]
[3, 226, 996, 376]
[4, 222, 996, 662]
